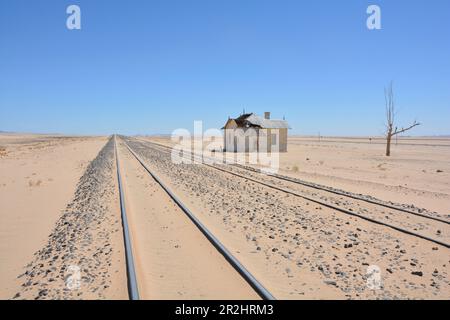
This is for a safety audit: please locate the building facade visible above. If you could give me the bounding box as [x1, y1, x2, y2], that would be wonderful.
[222, 112, 290, 152]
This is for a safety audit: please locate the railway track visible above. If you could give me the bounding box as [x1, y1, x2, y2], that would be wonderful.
[114, 136, 140, 300]
[139, 139, 449, 224]
[236, 165, 450, 225]
[132, 138, 450, 249]
[114, 136, 275, 300]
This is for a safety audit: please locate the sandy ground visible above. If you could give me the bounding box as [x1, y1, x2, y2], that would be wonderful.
[0, 135, 127, 299]
[142, 136, 450, 215]
[273, 137, 450, 215]
[2, 133, 448, 300]
[128, 137, 450, 299]
[116, 140, 258, 299]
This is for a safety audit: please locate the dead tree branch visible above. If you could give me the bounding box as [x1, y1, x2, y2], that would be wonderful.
[384, 82, 420, 156]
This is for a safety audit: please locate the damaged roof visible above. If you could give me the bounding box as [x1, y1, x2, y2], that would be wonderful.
[223, 113, 290, 129]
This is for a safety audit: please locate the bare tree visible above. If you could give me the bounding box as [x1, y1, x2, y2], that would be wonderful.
[384, 82, 420, 156]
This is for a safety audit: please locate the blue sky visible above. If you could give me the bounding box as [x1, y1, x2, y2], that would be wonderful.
[0, 0, 449, 136]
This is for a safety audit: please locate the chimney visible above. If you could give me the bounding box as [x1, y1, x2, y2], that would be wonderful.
[264, 112, 271, 119]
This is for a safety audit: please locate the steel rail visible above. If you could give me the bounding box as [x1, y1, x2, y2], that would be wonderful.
[114, 135, 140, 300]
[136, 139, 450, 249]
[123, 139, 275, 300]
[243, 166, 450, 225]
[141, 139, 450, 225]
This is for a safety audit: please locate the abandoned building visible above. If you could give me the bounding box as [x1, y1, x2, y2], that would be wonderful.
[222, 112, 290, 152]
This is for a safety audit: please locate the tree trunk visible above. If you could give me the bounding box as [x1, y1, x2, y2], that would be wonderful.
[386, 134, 392, 156]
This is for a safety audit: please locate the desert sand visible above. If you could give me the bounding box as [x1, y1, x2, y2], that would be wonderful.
[1, 134, 449, 300]
[143, 136, 450, 215]
[116, 141, 258, 299]
[134, 135, 450, 299]
[0, 134, 127, 299]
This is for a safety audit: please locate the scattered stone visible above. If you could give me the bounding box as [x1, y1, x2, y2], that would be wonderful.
[38, 289, 48, 297]
[13, 139, 118, 300]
